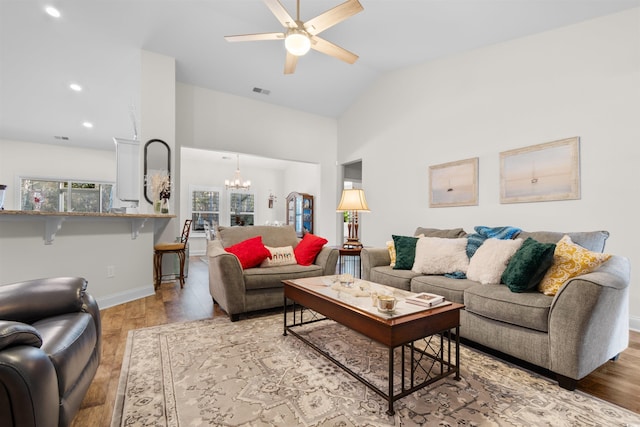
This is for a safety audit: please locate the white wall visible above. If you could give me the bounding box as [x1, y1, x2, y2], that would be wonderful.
[179, 147, 322, 255]
[140, 51, 177, 241]
[338, 9, 640, 329]
[0, 138, 156, 308]
[0, 139, 115, 210]
[176, 83, 339, 244]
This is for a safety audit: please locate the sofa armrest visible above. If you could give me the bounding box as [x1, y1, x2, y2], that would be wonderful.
[548, 255, 630, 380]
[361, 248, 391, 280]
[0, 345, 59, 427]
[0, 321, 43, 351]
[0, 277, 88, 324]
[207, 240, 247, 317]
[81, 291, 102, 356]
[314, 247, 339, 275]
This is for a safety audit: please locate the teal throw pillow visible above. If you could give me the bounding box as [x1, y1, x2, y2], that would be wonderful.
[392, 235, 418, 270]
[502, 237, 556, 292]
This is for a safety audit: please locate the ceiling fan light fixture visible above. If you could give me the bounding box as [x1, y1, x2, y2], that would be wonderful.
[285, 29, 311, 56]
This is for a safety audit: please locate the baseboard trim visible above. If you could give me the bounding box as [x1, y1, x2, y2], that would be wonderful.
[630, 315, 640, 332]
[96, 285, 155, 310]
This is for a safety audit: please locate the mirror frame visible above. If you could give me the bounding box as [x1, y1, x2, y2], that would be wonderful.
[143, 139, 171, 204]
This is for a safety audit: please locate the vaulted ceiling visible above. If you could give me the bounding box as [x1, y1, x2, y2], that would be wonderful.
[1, 0, 638, 151]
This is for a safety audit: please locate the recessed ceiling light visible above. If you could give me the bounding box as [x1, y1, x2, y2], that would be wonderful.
[69, 83, 82, 92]
[45, 6, 61, 18]
[83, 122, 93, 128]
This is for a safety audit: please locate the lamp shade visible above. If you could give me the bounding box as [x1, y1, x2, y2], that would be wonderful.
[336, 189, 370, 212]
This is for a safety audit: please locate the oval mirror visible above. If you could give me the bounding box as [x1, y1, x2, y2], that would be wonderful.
[143, 139, 171, 204]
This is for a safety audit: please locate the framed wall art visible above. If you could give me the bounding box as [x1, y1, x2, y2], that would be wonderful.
[429, 157, 479, 207]
[500, 137, 580, 204]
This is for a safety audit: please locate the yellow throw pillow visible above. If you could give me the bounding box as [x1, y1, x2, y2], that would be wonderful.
[386, 240, 396, 267]
[537, 235, 611, 296]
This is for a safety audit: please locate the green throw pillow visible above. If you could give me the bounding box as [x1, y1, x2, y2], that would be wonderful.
[502, 237, 556, 292]
[392, 235, 418, 270]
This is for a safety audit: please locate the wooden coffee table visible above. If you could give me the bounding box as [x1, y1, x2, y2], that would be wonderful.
[282, 276, 464, 415]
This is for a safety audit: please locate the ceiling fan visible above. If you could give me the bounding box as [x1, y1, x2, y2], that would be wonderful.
[224, 0, 364, 74]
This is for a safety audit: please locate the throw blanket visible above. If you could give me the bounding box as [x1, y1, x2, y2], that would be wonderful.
[466, 225, 522, 258]
[444, 226, 521, 279]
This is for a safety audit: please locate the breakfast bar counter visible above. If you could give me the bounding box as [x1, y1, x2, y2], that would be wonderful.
[0, 210, 174, 244]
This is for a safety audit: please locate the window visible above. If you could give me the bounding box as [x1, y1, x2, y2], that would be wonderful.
[189, 187, 255, 231]
[190, 186, 221, 233]
[20, 178, 113, 213]
[229, 191, 255, 226]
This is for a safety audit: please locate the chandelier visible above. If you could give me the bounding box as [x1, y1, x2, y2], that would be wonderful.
[225, 154, 251, 190]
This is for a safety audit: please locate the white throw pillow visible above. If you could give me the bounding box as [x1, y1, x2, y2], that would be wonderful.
[412, 237, 469, 275]
[260, 245, 297, 267]
[466, 238, 524, 284]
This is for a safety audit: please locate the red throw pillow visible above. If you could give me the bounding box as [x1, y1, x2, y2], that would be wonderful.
[294, 233, 328, 266]
[225, 236, 271, 269]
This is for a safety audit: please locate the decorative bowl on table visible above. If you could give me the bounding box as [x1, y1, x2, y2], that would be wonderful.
[338, 273, 354, 288]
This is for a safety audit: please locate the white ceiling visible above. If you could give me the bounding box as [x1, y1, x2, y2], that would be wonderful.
[2, 0, 639, 152]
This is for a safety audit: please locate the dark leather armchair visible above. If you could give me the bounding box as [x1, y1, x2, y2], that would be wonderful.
[0, 277, 101, 427]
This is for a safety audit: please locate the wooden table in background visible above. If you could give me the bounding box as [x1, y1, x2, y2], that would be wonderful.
[337, 247, 362, 278]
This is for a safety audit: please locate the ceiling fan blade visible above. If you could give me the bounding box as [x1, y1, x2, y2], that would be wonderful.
[310, 36, 359, 64]
[304, 0, 363, 36]
[264, 0, 297, 28]
[284, 51, 299, 74]
[224, 32, 285, 42]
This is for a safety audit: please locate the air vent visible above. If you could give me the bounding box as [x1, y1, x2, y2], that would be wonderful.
[54, 136, 70, 140]
[252, 87, 271, 95]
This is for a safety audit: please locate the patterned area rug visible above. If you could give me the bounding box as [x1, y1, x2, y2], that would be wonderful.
[111, 313, 640, 427]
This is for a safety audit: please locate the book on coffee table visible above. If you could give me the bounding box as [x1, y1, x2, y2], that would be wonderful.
[406, 292, 446, 307]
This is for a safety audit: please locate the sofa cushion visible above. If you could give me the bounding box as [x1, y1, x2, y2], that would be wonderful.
[217, 225, 299, 248]
[369, 266, 418, 291]
[410, 275, 477, 304]
[412, 237, 469, 275]
[466, 238, 523, 284]
[33, 312, 97, 397]
[260, 245, 297, 267]
[515, 230, 609, 253]
[414, 227, 467, 238]
[502, 238, 556, 293]
[538, 235, 611, 296]
[243, 264, 324, 290]
[225, 236, 271, 269]
[392, 235, 419, 270]
[294, 233, 328, 266]
[464, 284, 553, 332]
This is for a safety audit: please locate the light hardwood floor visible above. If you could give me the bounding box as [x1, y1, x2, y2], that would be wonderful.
[72, 257, 640, 426]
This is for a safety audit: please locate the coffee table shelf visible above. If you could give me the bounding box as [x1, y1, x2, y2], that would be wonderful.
[282, 276, 464, 415]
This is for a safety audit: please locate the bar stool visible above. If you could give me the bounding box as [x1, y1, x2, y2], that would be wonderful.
[154, 219, 192, 290]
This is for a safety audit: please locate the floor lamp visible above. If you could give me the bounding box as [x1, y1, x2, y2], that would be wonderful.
[337, 188, 370, 248]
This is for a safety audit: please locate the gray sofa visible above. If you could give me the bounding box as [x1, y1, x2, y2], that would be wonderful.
[362, 227, 630, 390]
[208, 225, 339, 321]
[0, 277, 101, 427]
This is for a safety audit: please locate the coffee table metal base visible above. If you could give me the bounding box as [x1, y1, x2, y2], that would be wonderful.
[283, 299, 460, 416]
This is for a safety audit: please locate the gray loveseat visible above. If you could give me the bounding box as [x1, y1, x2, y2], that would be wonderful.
[208, 225, 339, 321]
[362, 227, 630, 390]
